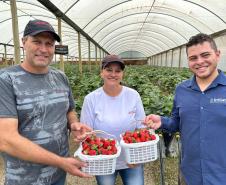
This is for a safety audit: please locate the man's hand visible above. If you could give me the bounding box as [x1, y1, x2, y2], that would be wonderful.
[143, 114, 162, 130]
[60, 157, 92, 178]
[70, 122, 92, 142]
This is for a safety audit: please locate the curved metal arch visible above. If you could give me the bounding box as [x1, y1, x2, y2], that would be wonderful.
[105, 35, 169, 53]
[98, 21, 188, 44]
[82, 48, 105, 57]
[92, 11, 201, 38]
[62, 39, 77, 45]
[70, 47, 88, 55]
[118, 50, 147, 58]
[64, 0, 80, 14]
[83, 0, 226, 31]
[103, 31, 171, 49]
[62, 33, 90, 45]
[184, 0, 226, 24]
[61, 35, 77, 42]
[118, 50, 148, 58]
[1, 14, 58, 24]
[110, 47, 153, 57]
[115, 49, 150, 57]
[0, 8, 11, 13]
[0, 17, 13, 24]
[61, 30, 78, 35]
[16, 0, 51, 14]
[1, 0, 54, 24]
[109, 46, 158, 57]
[102, 29, 178, 48]
[64, 46, 87, 57]
[81, 52, 98, 59]
[153, 5, 215, 32]
[112, 45, 152, 56]
[108, 40, 160, 54]
[112, 42, 156, 54]
[61, 24, 79, 32]
[1, 0, 48, 12]
[63, 39, 88, 47]
[83, 0, 133, 29]
[67, 44, 96, 53]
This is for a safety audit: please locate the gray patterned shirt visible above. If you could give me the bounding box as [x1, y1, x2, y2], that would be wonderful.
[0, 65, 75, 185]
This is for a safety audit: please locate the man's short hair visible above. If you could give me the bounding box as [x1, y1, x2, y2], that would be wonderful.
[186, 33, 218, 54]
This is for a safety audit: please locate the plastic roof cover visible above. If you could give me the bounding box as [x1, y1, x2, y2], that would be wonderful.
[0, 0, 226, 58]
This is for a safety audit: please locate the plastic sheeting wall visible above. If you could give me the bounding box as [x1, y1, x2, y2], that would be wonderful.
[149, 33, 226, 71]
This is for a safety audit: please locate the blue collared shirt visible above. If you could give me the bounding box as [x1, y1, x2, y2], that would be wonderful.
[161, 70, 226, 185]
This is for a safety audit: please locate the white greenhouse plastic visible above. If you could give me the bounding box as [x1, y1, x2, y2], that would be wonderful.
[0, 0, 226, 68]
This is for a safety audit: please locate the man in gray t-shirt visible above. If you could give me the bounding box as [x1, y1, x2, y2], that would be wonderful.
[0, 19, 91, 185]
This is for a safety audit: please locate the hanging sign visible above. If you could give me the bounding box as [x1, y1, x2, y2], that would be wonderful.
[55, 45, 68, 55]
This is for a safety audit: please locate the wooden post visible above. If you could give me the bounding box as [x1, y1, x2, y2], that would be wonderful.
[88, 40, 91, 72]
[58, 18, 64, 71]
[10, 0, 21, 64]
[78, 32, 82, 73]
[4, 44, 7, 65]
[95, 45, 98, 66]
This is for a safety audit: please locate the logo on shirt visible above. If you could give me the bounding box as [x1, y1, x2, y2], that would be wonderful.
[128, 110, 136, 114]
[210, 98, 226, 104]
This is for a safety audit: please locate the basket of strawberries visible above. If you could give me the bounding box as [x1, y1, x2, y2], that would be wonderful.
[74, 130, 121, 175]
[120, 128, 159, 164]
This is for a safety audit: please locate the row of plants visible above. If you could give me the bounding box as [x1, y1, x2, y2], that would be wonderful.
[63, 64, 192, 117]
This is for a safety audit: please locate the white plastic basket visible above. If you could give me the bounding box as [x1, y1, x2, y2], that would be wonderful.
[120, 133, 159, 164]
[74, 130, 121, 175]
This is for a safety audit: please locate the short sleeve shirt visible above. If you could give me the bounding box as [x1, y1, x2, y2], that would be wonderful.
[0, 65, 75, 185]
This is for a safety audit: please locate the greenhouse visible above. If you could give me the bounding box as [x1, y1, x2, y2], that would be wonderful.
[0, 0, 226, 185]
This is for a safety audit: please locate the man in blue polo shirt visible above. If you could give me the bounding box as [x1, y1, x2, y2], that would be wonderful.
[144, 33, 226, 185]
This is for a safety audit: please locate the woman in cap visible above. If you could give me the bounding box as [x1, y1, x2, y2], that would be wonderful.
[80, 54, 145, 185]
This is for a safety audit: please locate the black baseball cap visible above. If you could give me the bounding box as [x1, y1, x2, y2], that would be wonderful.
[102, 55, 125, 70]
[23, 19, 61, 42]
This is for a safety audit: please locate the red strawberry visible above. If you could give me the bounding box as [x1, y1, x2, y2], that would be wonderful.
[150, 134, 156, 140]
[88, 149, 97, 155]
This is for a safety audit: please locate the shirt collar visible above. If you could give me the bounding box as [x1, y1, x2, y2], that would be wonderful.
[214, 70, 226, 86]
[185, 70, 226, 90]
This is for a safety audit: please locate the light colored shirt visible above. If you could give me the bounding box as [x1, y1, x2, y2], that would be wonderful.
[80, 86, 145, 169]
[161, 70, 226, 185]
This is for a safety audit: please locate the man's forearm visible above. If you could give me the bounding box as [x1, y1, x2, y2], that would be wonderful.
[67, 110, 79, 129]
[1, 132, 63, 167]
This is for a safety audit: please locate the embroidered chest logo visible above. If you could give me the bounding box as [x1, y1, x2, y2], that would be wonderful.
[210, 98, 226, 104]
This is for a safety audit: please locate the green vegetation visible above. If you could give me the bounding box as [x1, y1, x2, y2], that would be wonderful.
[63, 64, 191, 117]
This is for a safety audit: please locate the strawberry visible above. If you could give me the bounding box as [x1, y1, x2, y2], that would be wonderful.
[81, 135, 118, 156]
[88, 149, 97, 155]
[150, 134, 156, 140]
[122, 128, 156, 143]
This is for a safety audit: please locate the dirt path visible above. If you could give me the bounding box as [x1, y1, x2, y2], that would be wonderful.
[0, 156, 156, 185]
[0, 156, 5, 185]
